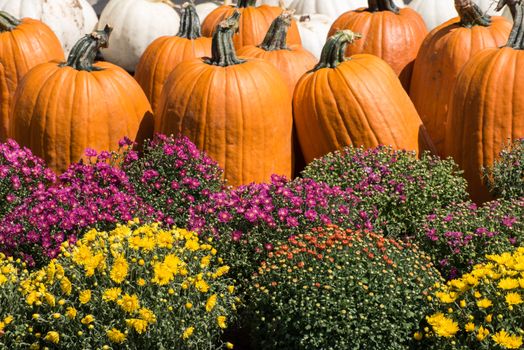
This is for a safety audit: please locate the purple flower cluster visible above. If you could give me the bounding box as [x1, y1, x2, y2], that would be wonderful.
[122, 134, 225, 228]
[0, 149, 159, 266]
[302, 145, 468, 237]
[417, 197, 524, 279]
[188, 174, 376, 277]
[0, 139, 56, 218]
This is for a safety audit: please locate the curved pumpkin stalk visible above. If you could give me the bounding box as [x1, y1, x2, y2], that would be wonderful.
[368, 0, 400, 14]
[0, 11, 20, 31]
[63, 25, 113, 71]
[205, 11, 246, 66]
[177, 2, 202, 40]
[500, 0, 524, 48]
[259, 10, 295, 51]
[454, 0, 491, 27]
[313, 30, 362, 70]
[237, 0, 257, 8]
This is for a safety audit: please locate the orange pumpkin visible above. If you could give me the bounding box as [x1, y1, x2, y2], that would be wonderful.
[328, 0, 427, 90]
[410, 0, 511, 156]
[0, 11, 63, 141]
[445, 2, 524, 203]
[201, 0, 301, 49]
[10, 25, 153, 174]
[156, 12, 293, 186]
[237, 10, 317, 94]
[293, 30, 436, 164]
[135, 2, 212, 112]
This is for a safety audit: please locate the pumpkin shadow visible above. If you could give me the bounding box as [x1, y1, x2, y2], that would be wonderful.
[418, 123, 437, 156]
[134, 110, 154, 150]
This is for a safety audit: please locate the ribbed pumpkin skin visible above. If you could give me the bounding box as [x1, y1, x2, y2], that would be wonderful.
[410, 16, 511, 156]
[201, 5, 301, 49]
[293, 54, 435, 164]
[135, 36, 211, 112]
[11, 61, 153, 173]
[0, 18, 63, 140]
[445, 47, 524, 203]
[155, 58, 292, 186]
[328, 8, 427, 89]
[237, 44, 317, 93]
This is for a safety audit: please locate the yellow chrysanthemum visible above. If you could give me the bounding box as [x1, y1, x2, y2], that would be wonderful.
[156, 231, 174, 248]
[81, 314, 95, 325]
[465, 322, 475, 332]
[152, 262, 173, 286]
[44, 292, 56, 307]
[185, 239, 200, 251]
[226, 342, 234, 349]
[426, 313, 459, 338]
[118, 294, 140, 313]
[44, 331, 59, 344]
[79, 290, 91, 304]
[110, 255, 128, 284]
[66, 307, 77, 319]
[436, 292, 458, 304]
[492, 330, 523, 349]
[217, 316, 227, 329]
[126, 318, 148, 334]
[499, 278, 520, 290]
[182, 326, 194, 340]
[60, 277, 72, 295]
[206, 294, 217, 312]
[214, 266, 230, 278]
[477, 298, 493, 309]
[477, 326, 490, 341]
[137, 278, 146, 287]
[106, 328, 126, 344]
[200, 255, 211, 268]
[102, 287, 121, 302]
[506, 292, 523, 306]
[195, 279, 209, 293]
[72, 245, 92, 266]
[138, 308, 156, 324]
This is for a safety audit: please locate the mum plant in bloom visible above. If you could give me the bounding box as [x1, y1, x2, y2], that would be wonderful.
[246, 225, 442, 350]
[0, 221, 237, 349]
[188, 175, 375, 281]
[0, 149, 158, 266]
[302, 145, 468, 237]
[0, 139, 55, 219]
[417, 197, 524, 279]
[122, 134, 225, 228]
[417, 247, 524, 350]
[483, 138, 524, 200]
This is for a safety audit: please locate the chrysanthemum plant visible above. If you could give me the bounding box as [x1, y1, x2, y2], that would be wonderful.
[0, 221, 238, 349]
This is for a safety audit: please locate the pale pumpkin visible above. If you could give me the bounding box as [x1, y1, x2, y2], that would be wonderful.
[0, 0, 98, 55]
[156, 11, 293, 186]
[98, 0, 180, 72]
[295, 14, 332, 59]
[293, 30, 435, 164]
[0, 11, 64, 141]
[10, 26, 153, 173]
[408, 0, 457, 30]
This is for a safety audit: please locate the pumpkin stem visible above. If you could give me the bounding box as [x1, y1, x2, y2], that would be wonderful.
[0, 11, 20, 31]
[367, 0, 400, 14]
[312, 30, 362, 71]
[454, 0, 491, 28]
[63, 25, 113, 72]
[502, 0, 524, 49]
[260, 10, 294, 51]
[177, 2, 202, 39]
[204, 11, 246, 66]
[237, 0, 257, 8]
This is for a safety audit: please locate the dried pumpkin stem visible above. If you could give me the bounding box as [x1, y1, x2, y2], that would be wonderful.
[454, 0, 491, 27]
[205, 11, 246, 66]
[312, 30, 362, 71]
[260, 10, 294, 51]
[177, 2, 202, 39]
[63, 25, 113, 72]
[367, 0, 400, 14]
[237, 0, 257, 8]
[502, 0, 524, 48]
[0, 11, 20, 31]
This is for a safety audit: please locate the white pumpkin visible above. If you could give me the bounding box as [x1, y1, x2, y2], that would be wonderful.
[195, 1, 222, 22]
[474, 0, 503, 15]
[256, 0, 294, 6]
[295, 14, 332, 59]
[0, 0, 98, 55]
[87, 0, 109, 16]
[288, 0, 404, 19]
[408, 0, 457, 30]
[98, 0, 180, 72]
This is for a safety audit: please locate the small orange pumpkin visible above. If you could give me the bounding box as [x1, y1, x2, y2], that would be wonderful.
[10, 26, 153, 173]
[293, 30, 435, 164]
[201, 0, 301, 49]
[0, 11, 64, 140]
[135, 2, 212, 112]
[328, 0, 427, 90]
[237, 9, 317, 94]
[156, 12, 293, 186]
